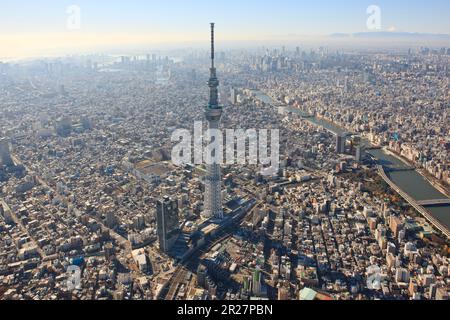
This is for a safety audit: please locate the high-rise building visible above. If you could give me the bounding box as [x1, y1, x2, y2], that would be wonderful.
[355, 145, 364, 163]
[395, 268, 410, 283]
[204, 23, 224, 220]
[336, 135, 346, 154]
[252, 268, 262, 296]
[353, 136, 364, 163]
[230, 87, 238, 105]
[0, 138, 13, 166]
[242, 275, 252, 293]
[390, 216, 404, 239]
[0, 200, 14, 224]
[156, 196, 180, 253]
[105, 211, 117, 229]
[197, 264, 207, 287]
[0, 138, 14, 166]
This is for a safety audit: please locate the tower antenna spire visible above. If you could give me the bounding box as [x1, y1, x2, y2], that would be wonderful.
[210, 22, 215, 68]
[207, 22, 219, 108]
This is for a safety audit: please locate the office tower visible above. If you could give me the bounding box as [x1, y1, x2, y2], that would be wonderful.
[355, 145, 363, 163]
[230, 87, 238, 105]
[353, 136, 364, 163]
[204, 23, 224, 220]
[336, 135, 345, 154]
[0, 138, 13, 166]
[0, 200, 14, 224]
[252, 268, 262, 296]
[197, 264, 207, 287]
[106, 211, 117, 228]
[390, 216, 404, 239]
[134, 214, 145, 230]
[242, 275, 252, 293]
[395, 268, 410, 283]
[156, 196, 180, 253]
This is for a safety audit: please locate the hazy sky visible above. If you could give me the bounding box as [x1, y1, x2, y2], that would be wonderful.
[1, 0, 450, 58]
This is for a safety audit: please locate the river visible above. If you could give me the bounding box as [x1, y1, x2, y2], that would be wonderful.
[251, 90, 450, 230]
[365, 150, 450, 229]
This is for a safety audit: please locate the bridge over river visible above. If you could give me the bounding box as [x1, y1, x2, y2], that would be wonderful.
[377, 166, 450, 239]
[417, 199, 450, 207]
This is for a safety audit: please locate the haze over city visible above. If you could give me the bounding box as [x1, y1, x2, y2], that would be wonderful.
[2, 0, 450, 59]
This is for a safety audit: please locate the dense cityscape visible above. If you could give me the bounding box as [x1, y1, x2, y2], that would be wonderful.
[1, 2, 450, 303]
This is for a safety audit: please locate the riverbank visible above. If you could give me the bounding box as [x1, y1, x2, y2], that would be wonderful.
[382, 147, 415, 168]
[382, 147, 450, 198]
[418, 169, 450, 199]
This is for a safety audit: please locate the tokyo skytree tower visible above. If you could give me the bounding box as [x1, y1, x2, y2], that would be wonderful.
[204, 23, 223, 220]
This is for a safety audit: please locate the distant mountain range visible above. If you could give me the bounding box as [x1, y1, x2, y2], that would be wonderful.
[330, 32, 450, 41]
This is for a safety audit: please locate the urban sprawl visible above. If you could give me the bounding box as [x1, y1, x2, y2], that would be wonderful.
[0, 42, 449, 301]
